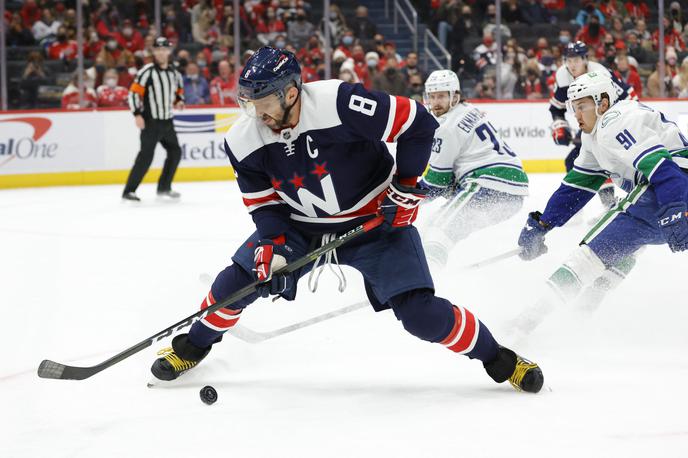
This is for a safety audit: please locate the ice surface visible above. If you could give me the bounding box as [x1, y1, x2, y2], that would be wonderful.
[2, 176, 688, 458]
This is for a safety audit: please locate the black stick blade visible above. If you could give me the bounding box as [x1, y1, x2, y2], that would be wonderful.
[37, 360, 98, 380]
[37, 360, 67, 379]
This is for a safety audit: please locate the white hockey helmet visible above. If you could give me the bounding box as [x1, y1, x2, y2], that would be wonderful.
[567, 71, 618, 111]
[424, 70, 461, 114]
[424, 69, 461, 94]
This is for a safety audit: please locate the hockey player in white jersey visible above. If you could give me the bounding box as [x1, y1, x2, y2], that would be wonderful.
[514, 72, 688, 335]
[549, 42, 638, 214]
[419, 70, 528, 269]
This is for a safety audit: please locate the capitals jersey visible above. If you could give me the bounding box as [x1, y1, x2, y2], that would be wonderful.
[224, 79, 438, 239]
[421, 102, 528, 196]
[549, 62, 637, 121]
[543, 100, 688, 227]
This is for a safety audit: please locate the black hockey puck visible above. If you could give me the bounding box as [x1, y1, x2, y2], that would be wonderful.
[200, 385, 218, 405]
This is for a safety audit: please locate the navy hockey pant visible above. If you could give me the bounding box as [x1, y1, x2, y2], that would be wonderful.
[187, 225, 498, 363]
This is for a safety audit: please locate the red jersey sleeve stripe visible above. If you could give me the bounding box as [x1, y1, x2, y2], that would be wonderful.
[385, 96, 411, 142]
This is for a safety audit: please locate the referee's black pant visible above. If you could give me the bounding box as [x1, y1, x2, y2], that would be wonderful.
[123, 119, 181, 194]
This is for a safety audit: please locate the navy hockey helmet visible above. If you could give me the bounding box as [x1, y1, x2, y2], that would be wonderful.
[238, 47, 302, 104]
[564, 41, 588, 59]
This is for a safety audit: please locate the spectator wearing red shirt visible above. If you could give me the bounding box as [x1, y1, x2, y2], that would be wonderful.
[575, 15, 606, 48]
[256, 7, 285, 34]
[61, 69, 98, 109]
[625, 0, 649, 21]
[652, 16, 686, 51]
[96, 68, 129, 107]
[350, 45, 370, 87]
[20, 0, 41, 29]
[523, 62, 546, 99]
[48, 26, 79, 60]
[209, 60, 237, 105]
[85, 28, 105, 58]
[614, 54, 642, 98]
[115, 19, 144, 53]
[95, 10, 120, 40]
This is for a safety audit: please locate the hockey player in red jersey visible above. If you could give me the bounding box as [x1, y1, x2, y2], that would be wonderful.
[149, 47, 544, 393]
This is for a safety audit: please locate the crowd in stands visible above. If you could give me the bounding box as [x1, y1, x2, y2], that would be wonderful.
[430, 0, 688, 99]
[3, 0, 688, 110]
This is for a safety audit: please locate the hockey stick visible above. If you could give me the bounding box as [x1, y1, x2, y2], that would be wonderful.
[227, 300, 369, 343]
[463, 248, 522, 270]
[37, 216, 384, 381]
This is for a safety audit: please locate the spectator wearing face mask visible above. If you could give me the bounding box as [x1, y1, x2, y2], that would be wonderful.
[336, 30, 356, 58]
[576, 1, 605, 28]
[209, 60, 237, 106]
[482, 4, 512, 39]
[364, 51, 381, 86]
[273, 34, 287, 50]
[97, 37, 135, 69]
[372, 56, 406, 96]
[96, 68, 129, 107]
[625, 31, 650, 64]
[182, 62, 210, 105]
[85, 27, 105, 58]
[575, 14, 606, 48]
[287, 9, 314, 50]
[47, 25, 78, 60]
[472, 32, 498, 74]
[348, 5, 376, 41]
[115, 19, 144, 53]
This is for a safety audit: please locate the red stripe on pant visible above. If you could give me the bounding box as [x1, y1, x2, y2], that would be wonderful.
[439, 305, 478, 354]
[200, 290, 242, 330]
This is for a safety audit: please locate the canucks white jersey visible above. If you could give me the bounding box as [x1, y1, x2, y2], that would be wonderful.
[566, 100, 688, 193]
[421, 102, 528, 195]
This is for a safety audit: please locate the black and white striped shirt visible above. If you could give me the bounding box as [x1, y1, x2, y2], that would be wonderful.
[128, 63, 184, 120]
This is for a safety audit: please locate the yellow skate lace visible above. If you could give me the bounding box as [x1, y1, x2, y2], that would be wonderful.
[157, 347, 196, 372]
[509, 357, 539, 392]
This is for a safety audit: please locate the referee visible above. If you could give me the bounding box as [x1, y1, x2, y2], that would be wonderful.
[123, 37, 185, 202]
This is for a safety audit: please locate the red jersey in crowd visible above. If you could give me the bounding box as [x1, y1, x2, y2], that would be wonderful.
[48, 40, 79, 60]
[61, 87, 97, 110]
[96, 84, 129, 107]
[115, 30, 145, 53]
[614, 68, 643, 98]
[209, 77, 237, 105]
[652, 29, 686, 51]
[624, 1, 649, 20]
[524, 78, 544, 98]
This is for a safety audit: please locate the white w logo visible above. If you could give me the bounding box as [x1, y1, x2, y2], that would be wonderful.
[278, 175, 341, 217]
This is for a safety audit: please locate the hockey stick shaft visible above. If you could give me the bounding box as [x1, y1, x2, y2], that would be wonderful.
[463, 248, 522, 270]
[227, 300, 369, 343]
[38, 216, 384, 381]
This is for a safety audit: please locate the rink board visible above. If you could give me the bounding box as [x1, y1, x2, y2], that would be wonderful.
[1, 100, 687, 189]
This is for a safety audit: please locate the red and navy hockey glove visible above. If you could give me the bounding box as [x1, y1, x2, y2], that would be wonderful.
[253, 235, 297, 299]
[377, 176, 428, 229]
[518, 211, 551, 260]
[551, 119, 572, 146]
[657, 202, 688, 252]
